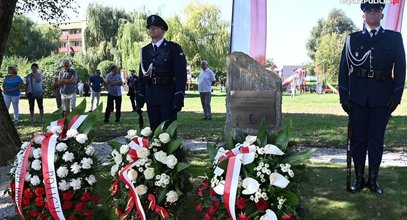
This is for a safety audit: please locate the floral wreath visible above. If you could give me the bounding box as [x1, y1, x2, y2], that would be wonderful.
[7, 100, 103, 220]
[109, 121, 191, 220]
[195, 122, 315, 220]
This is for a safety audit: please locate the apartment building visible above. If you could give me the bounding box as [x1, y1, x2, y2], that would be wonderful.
[58, 21, 86, 54]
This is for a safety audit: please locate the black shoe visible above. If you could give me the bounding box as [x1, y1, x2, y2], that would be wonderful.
[103, 120, 109, 124]
[351, 178, 365, 193]
[350, 163, 365, 193]
[202, 117, 208, 120]
[367, 167, 383, 194]
[115, 120, 120, 123]
[207, 117, 212, 120]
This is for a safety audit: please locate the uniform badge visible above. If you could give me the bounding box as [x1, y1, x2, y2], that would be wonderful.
[151, 16, 155, 22]
[355, 52, 359, 57]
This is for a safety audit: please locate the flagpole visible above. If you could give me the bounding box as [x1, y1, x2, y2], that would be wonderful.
[230, 0, 235, 54]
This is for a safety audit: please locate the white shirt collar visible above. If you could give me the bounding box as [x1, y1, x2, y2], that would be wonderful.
[152, 38, 165, 48]
[365, 25, 381, 35]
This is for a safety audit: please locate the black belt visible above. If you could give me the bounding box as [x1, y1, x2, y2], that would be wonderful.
[352, 68, 391, 80]
[144, 76, 172, 85]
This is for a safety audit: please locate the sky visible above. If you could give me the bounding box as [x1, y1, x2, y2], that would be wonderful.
[27, 0, 407, 68]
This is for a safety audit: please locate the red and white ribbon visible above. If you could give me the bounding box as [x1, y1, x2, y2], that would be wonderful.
[213, 144, 257, 220]
[42, 133, 65, 220]
[119, 162, 146, 220]
[14, 141, 34, 220]
[129, 137, 149, 150]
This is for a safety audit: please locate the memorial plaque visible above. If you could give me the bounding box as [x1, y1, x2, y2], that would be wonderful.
[230, 91, 276, 129]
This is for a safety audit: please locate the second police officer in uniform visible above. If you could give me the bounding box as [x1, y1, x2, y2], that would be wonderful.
[339, 2, 406, 194]
[137, 15, 187, 131]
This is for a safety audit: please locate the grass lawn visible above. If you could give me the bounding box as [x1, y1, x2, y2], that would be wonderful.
[12, 89, 407, 148]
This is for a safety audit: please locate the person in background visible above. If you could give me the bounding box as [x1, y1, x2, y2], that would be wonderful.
[2, 66, 23, 124]
[77, 80, 84, 97]
[104, 65, 123, 123]
[88, 69, 104, 111]
[58, 60, 78, 117]
[127, 69, 138, 112]
[290, 72, 297, 98]
[25, 63, 44, 124]
[52, 77, 62, 109]
[198, 60, 216, 120]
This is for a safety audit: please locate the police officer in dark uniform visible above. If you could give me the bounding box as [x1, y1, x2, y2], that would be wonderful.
[339, 3, 406, 194]
[127, 69, 138, 112]
[136, 15, 187, 131]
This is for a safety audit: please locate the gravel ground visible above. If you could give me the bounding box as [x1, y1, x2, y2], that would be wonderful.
[1, 139, 407, 218]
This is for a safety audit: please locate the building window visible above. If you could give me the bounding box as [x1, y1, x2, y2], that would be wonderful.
[61, 30, 69, 35]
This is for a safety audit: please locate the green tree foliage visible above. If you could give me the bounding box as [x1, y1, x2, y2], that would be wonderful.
[97, 60, 115, 77]
[179, 3, 230, 80]
[83, 3, 128, 72]
[4, 15, 60, 61]
[117, 12, 149, 71]
[314, 33, 345, 83]
[306, 9, 356, 61]
[0, 56, 30, 78]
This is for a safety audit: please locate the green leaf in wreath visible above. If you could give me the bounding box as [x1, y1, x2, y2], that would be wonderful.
[280, 148, 316, 166]
[78, 102, 103, 134]
[207, 143, 217, 162]
[188, 167, 211, 177]
[281, 189, 299, 206]
[157, 188, 167, 203]
[175, 162, 190, 173]
[66, 98, 87, 123]
[42, 107, 63, 132]
[257, 118, 268, 146]
[234, 126, 245, 144]
[165, 121, 178, 137]
[107, 140, 123, 151]
[153, 122, 166, 137]
[167, 138, 182, 155]
[272, 121, 292, 151]
[225, 129, 234, 150]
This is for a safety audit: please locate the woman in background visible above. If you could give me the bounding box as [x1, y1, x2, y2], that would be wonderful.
[2, 66, 23, 124]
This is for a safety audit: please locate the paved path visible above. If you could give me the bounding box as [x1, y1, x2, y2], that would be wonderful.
[1, 139, 406, 218]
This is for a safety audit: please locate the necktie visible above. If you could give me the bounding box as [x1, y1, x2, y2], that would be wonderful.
[370, 29, 377, 38]
[153, 44, 158, 51]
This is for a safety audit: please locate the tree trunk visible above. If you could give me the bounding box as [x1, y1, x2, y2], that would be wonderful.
[0, 0, 21, 166]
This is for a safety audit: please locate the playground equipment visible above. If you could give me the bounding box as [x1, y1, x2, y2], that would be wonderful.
[282, 75, 317, 86]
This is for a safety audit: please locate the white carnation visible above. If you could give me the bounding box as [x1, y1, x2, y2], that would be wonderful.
[30, 175, 41, 186]
[85, 145, 95, 156]
[126, 154, 134, 162]
[62, 151, 75, 162]
[154, 151, 167, 163]
[58, 180, 70, 191]
[34, 135, 46, 145]
[120, 145, 129, 154]
[70, 162, 81, 174]
[57, 166, 69, 178]
[66, 129, 79, 138]
[110, 164, 119, 177]
[140, 127, 152, 137]
[85, 175, 97, 185]
[56, 143, 68, 152]
[128, 169, 138, 182]
[21, 142, 30, 150]
[166, 190, 179, 203]
[49, 126, 62, 134]
[143, 167, 155, 180]
[31, 159, 42, 171]
[9, 167, 16, 175]
[158, 133, 171, 144]
[32, 148, 42, 159]
[164, 155, 178, 169]
[288, 169, 295, 178]
[136, 147, 150, 159]
[24, 172, 32, 182]
[76, 133, 88, 144]
[114, 153, 123, 164]
[135, 185, 148, 196]
[125, 129, 138, 139]
[70, 178, 82, 191]
[81, 157, 93, 169]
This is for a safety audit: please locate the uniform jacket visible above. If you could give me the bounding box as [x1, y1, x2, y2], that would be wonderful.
[137, 39, 187, 106]
[338, 27, 406, 107]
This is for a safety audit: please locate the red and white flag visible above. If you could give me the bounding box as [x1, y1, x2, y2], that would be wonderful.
[231, 0, 267, 65]
[383, 1, 405, 32]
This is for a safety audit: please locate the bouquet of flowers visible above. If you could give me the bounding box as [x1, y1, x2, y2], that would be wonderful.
[6, 100, 103, 220]
[195, 122, 315, 220]
[109, 121, 191, 220]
